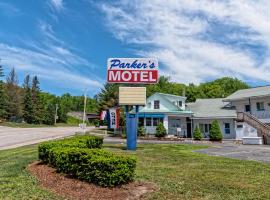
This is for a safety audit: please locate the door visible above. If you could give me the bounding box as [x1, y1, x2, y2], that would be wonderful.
[168, 118, 181, 135]
[186, 117, 192, 138]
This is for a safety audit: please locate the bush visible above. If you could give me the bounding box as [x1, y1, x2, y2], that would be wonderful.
[193, 126, 202, 140]
[155, 122, 166, 138]
[137, 126, 146, 137]
[38, 135, 136, 187]
[51, 148, 136, 187]
[38, 135, 103, 163]
[209, 120, 223, 141]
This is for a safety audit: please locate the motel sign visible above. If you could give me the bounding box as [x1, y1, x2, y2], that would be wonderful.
[107, 58, 158, 84]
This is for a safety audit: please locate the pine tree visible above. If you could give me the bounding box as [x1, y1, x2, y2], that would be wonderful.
[209, 120, 223, 141]
[31, 76, 43, 124]
[193, 126, 202, 140]
[6, 68, 22, 120]
[43, 104, 55, 125]
[0, 65, 8, 120]
[23, 75, 34, 123]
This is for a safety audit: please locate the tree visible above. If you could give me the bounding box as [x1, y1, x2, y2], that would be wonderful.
[97, 83, 119, 111]
[155, 122, 167, 138]
[209, 120, 223, 141]
[0, 65, 8, 120]
[23, 75, 34, 123]
[193, 126, 202, 140]
[31, 76, 43, 124]
[5, 68, 22, 120]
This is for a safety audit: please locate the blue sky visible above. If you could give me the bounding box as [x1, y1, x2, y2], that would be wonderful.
[0, 0, 270, 96]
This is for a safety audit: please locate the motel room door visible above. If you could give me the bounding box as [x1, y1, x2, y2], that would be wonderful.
[168, 118, 181, 135]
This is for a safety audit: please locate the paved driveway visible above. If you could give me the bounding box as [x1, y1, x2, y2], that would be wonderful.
[0, 126, 95, 150]
[195, 145, 270, 163]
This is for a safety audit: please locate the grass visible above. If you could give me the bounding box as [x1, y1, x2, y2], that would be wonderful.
[1, 144, 270, 199]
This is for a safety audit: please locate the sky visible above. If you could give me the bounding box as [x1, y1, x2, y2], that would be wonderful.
[1, 0, 270, 96]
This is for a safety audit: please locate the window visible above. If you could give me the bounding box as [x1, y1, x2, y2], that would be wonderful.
[154, 100, 160, 109]
[146, 118, 152, 126]
[224, 123, 230, 134]
[153, 118, 163, 126]
[139, 118, 144, 127]
[237, 124, 243, 128]
[153, 118, 159, 126]
[256, 102, 265, 111]
[178, 101, 182, 107]
[199, 124, 204, 133]
[199, 124, 211, 133]
[245, 105, 251, 112]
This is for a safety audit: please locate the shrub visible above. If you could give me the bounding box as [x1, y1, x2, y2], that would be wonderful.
[54, 148, 136, 187]
[193, 126, 202, 140]
[38, 135, 103, 163]
[38, 135, 136, 187]
[155, 122, 166, 138]
[137, 126, 146, 137]
[209, 120, 223, 141]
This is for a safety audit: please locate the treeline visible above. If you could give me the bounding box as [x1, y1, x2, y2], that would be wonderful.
[0, 66, 98, 125]
[97, 76, 249, 110]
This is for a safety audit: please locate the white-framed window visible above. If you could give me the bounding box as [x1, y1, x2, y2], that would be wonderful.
[224, 123, 230, 134]
[154, 100, 160, 109]
[153, 118, 163, 126]
[139, 118, 144, 127]
[256, 102, 265, 111]
[199, 124, 211, 133]
[178, 101, 182, 107]
[146, 118, 152, 126]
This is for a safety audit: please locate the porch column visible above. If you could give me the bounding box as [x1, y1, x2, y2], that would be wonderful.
[163, 115, 169, 133]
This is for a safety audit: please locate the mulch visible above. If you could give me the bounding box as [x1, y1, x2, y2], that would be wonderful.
[28, 161, 156, 200]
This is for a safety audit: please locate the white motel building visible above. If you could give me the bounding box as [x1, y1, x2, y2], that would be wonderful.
[136, 86, 270, 144]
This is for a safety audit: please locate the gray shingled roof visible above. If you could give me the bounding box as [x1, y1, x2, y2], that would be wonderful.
[223, 86, 270, 101]
[187, 98, 237, 118]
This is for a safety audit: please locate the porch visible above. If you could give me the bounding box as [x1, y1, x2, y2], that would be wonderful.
[138, 113, 192, 137]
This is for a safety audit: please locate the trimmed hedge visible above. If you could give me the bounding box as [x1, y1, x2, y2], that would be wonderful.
[38, 135, 103, 163]
[38, 135, 136, 187]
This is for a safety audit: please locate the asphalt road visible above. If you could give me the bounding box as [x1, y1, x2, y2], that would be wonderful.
[0, 126, 95, 150]
[195, 145, 270, 163]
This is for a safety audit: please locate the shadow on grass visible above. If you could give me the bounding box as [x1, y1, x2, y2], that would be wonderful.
[104, 144, 144, 151]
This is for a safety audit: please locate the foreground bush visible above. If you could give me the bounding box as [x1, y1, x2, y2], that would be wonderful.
[38, 135, 136, 187]
[209, 120, 223, 141]
[38, 135, 103, 162]
[155, 122, 166, 138]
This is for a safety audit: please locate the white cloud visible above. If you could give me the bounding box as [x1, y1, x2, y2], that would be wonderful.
[0, 21, 101, 93]
[100, 0, 270, 84]
[49, 0, 64, 11]
[0, 43, 102, 92]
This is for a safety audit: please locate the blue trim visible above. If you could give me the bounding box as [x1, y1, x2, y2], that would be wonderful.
[138, 113, 164, 118]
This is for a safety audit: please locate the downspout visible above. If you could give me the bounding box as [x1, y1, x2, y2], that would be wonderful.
[249, 98, 252, 115]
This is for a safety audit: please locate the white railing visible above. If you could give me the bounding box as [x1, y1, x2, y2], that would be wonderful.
[251, 110, 270, 119]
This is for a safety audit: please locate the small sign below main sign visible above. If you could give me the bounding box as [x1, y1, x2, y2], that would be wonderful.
[107, 58, 158, 84]
[119, 87, 146, 105]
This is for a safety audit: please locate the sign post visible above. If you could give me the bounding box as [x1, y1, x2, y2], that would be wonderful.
[107, 58, 158, 150]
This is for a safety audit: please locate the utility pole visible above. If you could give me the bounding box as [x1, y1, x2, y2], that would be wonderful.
[54, 104, 58, 125]
[82, 89, 87, 134]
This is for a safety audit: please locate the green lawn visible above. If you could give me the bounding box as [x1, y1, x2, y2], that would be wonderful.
[1, 144, 270, 200]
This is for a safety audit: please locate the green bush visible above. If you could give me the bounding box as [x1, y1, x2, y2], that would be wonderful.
[38, 135, 103, 163]
[209, 120, 223, 141]
[155, 122, 166, 138]
[193, 126, 202, 140]
[137, 126, 146, 137]
[38, 135, 136, 187]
